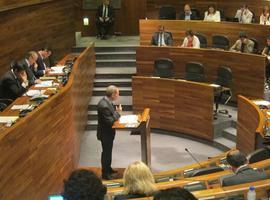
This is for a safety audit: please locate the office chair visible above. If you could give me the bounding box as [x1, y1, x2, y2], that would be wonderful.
[214, 66, 233, 118]
[153, 58, 175, 78]
[184, 62, 205, 82]
[190, 166, 224, 177]
[195, 33, 207, 48]
[212, 35, 230, 50]
[159, 6, 176, 20]
[191, 8, 200, 19]
[219, 9, 226, 21]
[247, 148, 270, 164]
[250, 38, 259, 54]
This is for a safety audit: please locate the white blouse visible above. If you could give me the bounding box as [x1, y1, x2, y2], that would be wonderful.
[204, 11, 221, 22]
[260, 14, 270, 25]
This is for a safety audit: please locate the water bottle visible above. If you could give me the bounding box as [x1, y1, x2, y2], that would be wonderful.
[247, 186, 256, 200]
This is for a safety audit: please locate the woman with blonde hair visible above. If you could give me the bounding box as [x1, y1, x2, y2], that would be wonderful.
[114, 161, 157, 199]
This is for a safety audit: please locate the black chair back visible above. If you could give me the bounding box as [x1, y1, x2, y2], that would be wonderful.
[219, 9, 225, 21]
[191, 166, 224, 177]
[215, 66, 233, 87]
[250, 38, 259, 54]
[191, 8, 200, 19]
[159, 6, 176, 20]
[153, 58, 175, 78]
[212, 35, 230, 50]
[195, 33, 207, 48]
[184, 62, 205, 82]
[248, 148, 270, 164]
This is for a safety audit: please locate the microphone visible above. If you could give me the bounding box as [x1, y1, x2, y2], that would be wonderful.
[185, 148, 203, 167]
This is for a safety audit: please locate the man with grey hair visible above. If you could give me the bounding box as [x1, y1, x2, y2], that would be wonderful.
[97, 85, 122, 180]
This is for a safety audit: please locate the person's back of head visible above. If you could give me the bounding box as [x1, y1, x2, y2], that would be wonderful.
[226, 150, 247, 169]
[63, 169, 107, 200]
[154, 187, 197, 200]
[123, 161, 156, 196]
[13, 61, 25, 73]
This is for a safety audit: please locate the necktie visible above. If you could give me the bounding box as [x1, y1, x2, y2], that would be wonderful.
[241, 43, 245, 52]
[159, 33, 162, 46]
[102, 5, 105, 18]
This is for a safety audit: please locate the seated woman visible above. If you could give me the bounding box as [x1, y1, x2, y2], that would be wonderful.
[114, 161, 157, 200]
[181, 30, 200, 48]
[262, 37, 270, 56]
[260, 6, 270, 25]
[204, 5, 221, 22]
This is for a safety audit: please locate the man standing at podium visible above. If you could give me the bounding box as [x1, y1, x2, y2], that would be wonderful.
[97, 85, 122, 180]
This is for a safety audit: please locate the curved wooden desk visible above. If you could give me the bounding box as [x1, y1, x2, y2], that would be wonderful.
[237, 95, 266, 155]
[0, 45, 95, 200]
[132, 76, 214, 141]
[136, 46, 266, 100]
[140, 20, 270, 49]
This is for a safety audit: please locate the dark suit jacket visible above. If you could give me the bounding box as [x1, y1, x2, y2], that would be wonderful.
[18, 59, 36, 85]
[96, 4, 114, 20]
[151, 32, 173, 46]
[179, 11, 198, 20]
[222, 166, 270, 187]
[97, 97, 120, 141]
[114, 193, 147, 200]
[35, 54, 46, 78]
[0, 71, 27, 100]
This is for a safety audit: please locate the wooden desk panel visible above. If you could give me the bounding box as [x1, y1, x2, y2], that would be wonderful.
[237, 95, 265, 155]
[132, 76, 214, 141]
[0, 45, 95, 200]
[140, 20, 270, 49]
[136, 46, 266, 100]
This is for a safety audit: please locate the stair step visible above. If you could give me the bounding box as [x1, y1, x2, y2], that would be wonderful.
[95, 67, 136, 75]
[72, 46, 137, 53]
[94, 78, 132, 87]
[222, 127, 237, 142]
[89, 96, 132, 106]
[93, 87, 131, 91]
[88, 104, 133, 111]
[214, 137, 236, 151]
[95, 74, 134, 79]
[88, 111, 134, 120]
[96, 59, 136, 67]
[93, 87, 132, 96]
[86, 124, 97, 131]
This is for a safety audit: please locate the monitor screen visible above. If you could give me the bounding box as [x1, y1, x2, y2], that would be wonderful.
[48, 195, 64, 200]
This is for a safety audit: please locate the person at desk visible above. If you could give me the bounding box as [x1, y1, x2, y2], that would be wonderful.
[151, 25, 173, 46]
[179, 4, 198, 20]
[203, 5, 221, 22]
[97, 85, 121, 180]
[18, 51, 40, 85]
[114, 161, 157, 200]
[181, 30, 200, 48]
[96, 0, 114, 40]
[235, 4, 253, 24]
[221, 150, 270, 187]
[0, 62, 28, 100]
[34, 48, 52, 78]
[260, 6, 270, 25]
[262, 37, 270, 57]
[154, 187, 197, 200]
[230, 31, 254, 53]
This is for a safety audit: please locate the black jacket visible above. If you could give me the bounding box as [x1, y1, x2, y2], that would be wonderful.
[18, 59, 36, 85]
[96, 4, 114, 19]
[0, 71, 27, 100]
[179, 11, 198, 20]
[35, 54, 46, 78]
[97, 97, 120, 141]
[222, 165, 270, 187]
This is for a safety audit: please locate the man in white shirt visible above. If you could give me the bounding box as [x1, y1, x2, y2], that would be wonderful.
[151, 25, 173, 46]
[96, 0, 114, 39]
[235, 5, 253, 23]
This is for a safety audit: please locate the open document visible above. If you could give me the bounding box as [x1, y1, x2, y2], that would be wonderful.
[119, 115, 140, 128]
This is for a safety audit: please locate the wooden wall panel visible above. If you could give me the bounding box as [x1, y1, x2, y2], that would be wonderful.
[133, 76, 214, 141]
[146, 0, 270, 21]
[140, 20, 270, 50]
[75, 0, 146, 36]
[237, 95, 265, 155]
[0, 0, 75, 77]
[136, 46, 266, 101]
[0, 46, 95, 200]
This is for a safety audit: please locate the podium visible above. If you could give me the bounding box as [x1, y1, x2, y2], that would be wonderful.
[113, 108, 151, 167]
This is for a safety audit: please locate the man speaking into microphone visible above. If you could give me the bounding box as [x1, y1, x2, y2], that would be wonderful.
[97, 85, 122, 180]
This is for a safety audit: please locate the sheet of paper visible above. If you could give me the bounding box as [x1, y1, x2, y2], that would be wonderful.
[35, 80, 53, 88]
[210, 84, 221, 88]
[26, 90, 45, 97]
[40, 76, 56, 80]
[119, 115, 138, 124]
[11, 104, 30, 110]
[0, 116, 19, 124]
[253, 100, 270, 106]
[50, 66, 65, 73]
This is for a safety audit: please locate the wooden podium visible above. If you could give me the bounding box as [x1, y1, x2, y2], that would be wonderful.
[113, 108, 151, 167]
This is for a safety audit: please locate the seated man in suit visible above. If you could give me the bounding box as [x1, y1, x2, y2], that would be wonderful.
[34, 47, 52, 78]
[230, 31, 254, 53]
[151, 25, 173, 46]
[0, 62, 28, 100]
[181, 30, 200, 48]
[18, 51, 40, 86]
[179, 4, 198, 20]
[221, 150, 269, 187]
[96, 0, 114, 40]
